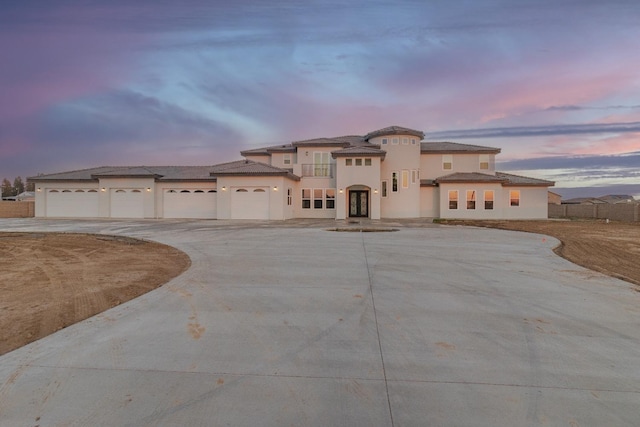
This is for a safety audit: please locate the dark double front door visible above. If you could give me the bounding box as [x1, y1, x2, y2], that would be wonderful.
[349, 190, 368, 217]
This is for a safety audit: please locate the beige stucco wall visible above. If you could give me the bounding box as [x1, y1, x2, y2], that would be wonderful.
[420, 153, 496, 180]
[34, 181, 100, 217]
[438, 183, 504, 220]
[419, 186, 439, 218]
[371, 135, 421, 218]
[335, 157, 381, 219]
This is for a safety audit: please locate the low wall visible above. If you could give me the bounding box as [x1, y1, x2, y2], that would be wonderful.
[549, 203, 639, 222]
[0, 201, 35, 218]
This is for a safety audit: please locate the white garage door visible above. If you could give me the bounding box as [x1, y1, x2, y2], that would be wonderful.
[110, 189, 144, 218]
[163, 189, 217, 219]
[46, 189, 99, 218]
[231, 187, 269, 219]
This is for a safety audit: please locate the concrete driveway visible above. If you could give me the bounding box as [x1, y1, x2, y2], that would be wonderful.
[0, 219, 639, 426]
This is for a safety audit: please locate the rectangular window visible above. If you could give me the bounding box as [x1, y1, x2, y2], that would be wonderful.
[484, 190, 494, 210]
[284, 154, 291, 165]
[402, 138, 408, 145]
[411, 138, 416, 145]
[314, 189, 323, 209]
[381, 180, 388, 197]
[392, 172, 398, 192]
[466, 190, 476, 209]
[510, 190, 520, 207]
[392, 138, 399, 145]
[364, 158, 372, 166]
[355, 158, 362, 166]
[479, 154, 489, 170]
[449, 190, 458, 209]
[314, 152, 330, 176]
[382, 138, 388, 145]
[402, 170, 409, 188]
[287, 188, 292, 205]
[346, 158, 352, 166]
[443, 155, 453, 170]
[411, 170, 417, 184]
[325, 189, 335, 209]
[302, 189, 311, 209]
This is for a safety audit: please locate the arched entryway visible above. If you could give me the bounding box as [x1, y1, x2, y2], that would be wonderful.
[347, 185, 370, 218]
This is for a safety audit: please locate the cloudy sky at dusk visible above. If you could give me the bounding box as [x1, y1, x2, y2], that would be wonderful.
[2, 0, 639, 198]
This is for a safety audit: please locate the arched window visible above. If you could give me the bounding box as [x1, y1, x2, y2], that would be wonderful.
[236, 188, 248, 192]
[49, 190, 59, 193]
[180, 190, 191, 193]
[194, 190, 204, 193]
[88, 189, 97, 193]
[115, 190, 126, 193]
[75, 189, 84, 192]
[62, 190, 72, 193]
[167, 190, 177, 193]
[208, 190, 217, 193]
[132, 189, 141, 193]
[253, 188, 265, 192]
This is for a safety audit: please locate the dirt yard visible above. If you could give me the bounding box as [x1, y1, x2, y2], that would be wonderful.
[439, 219, 640, 289]
[1, 220, 639, 357]
[0, 233, 190, 356]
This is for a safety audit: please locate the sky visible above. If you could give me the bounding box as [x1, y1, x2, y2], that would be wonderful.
[2, 0, 639, 198]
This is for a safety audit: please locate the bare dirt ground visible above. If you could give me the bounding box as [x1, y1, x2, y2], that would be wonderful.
[439, 219, 640, 289]
[0, 233, 190, 356]
[1, 219, 638, 357]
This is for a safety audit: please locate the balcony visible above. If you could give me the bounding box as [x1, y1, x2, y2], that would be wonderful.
[301, 163, 335, 178]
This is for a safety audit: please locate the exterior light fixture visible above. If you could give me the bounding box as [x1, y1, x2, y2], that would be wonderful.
[37, 188, 42, 192]
[222, 186, 226, 191]
[273, 186, 278, 191]
[339, 189, 343, 194]
[374, 189, 378, 194]
[101, 188, 106, 192]
[146, 187, 151, 192]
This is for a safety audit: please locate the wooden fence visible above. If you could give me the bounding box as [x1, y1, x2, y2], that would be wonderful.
[0, 201, 35, 218]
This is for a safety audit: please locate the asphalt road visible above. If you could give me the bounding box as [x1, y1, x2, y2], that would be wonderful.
[1, 219, 638, 426]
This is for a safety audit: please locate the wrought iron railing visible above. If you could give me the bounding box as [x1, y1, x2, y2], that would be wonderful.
[301, 164, 335, 178]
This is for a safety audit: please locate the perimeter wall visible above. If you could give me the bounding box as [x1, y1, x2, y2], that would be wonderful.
[549, 203, 639, 222]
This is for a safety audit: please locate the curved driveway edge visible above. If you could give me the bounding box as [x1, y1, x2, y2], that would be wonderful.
[1, 219, 639, 426]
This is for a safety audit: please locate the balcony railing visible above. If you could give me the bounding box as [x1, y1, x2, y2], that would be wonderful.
[301, 163, 335, 178]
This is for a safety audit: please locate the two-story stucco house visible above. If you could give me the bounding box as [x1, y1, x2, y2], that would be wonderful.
[30, 126, 553, 220]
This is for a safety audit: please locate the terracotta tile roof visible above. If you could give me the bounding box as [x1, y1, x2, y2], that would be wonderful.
[436, 172, 507, 183]
[240, 144, 296, 156]
[331, 146, 386, 158]
[291, 137, 350, 147]
[31, 166, 221, 182]
[496, 172, 554, 186]
[364, 126, 424, 141]
[421, 141, 501, 154]
[209, 160, 300, 180]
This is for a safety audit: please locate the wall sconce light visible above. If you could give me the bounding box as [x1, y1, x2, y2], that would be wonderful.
[222, 186, 226, 191]
[37, 188, 42, 192]
[273, 186, 278, 191]
[146, 187, 151, 192]
[101, 188, 106, 192]
[374, 189, 378, 194]
[339, 189, 343, 194]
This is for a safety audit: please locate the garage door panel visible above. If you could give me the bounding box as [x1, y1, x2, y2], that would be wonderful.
[164, 190, 217, 219]
[110, 189, 144, 218]
[46, 189, 99, 217]
[231, 187, 269, 219]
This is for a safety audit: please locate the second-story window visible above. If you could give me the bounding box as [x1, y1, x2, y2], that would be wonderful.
[392, 172, 398, 192]
[314, 152, 330, 176]
[479, 155, 489, 170]
[443, 155, 453, 170]
[284, 154, 291, 165]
